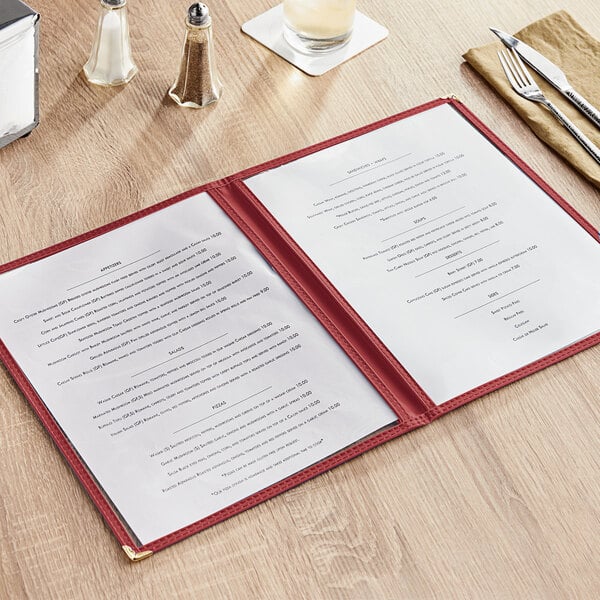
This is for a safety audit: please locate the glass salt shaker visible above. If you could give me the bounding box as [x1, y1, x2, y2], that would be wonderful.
[83, 0, 138, 86]
[169, 3, 223, 108]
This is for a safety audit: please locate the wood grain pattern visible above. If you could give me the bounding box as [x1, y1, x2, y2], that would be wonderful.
[1, 0, 599, 598]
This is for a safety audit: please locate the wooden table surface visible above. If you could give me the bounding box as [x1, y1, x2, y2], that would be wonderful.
[1, 0, 599, 598]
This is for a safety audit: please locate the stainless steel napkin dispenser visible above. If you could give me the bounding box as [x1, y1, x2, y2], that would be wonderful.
[0, 0, 39, 150]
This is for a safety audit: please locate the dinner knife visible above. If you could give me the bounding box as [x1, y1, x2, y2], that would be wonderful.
[490, 27, 600, 130]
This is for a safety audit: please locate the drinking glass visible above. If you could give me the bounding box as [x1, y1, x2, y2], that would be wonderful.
[283, 0, 356, 53]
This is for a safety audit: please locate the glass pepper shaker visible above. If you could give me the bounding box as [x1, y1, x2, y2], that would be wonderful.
[169, 3, 223, 108]
[83, 0, 138, 86]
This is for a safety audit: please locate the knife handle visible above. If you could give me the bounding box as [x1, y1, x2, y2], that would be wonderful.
[564, 88, 600, 130]
[545, 100, 600, 165]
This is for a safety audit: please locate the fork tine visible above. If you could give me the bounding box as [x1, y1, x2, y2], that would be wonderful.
[503, 48, 527, 87]
[507, 48, 535, 87]
[502, 49, 518, 83]
[509, 48, 536, 86]
[498, 50, 519, 90]
[499, 49, 524, 89]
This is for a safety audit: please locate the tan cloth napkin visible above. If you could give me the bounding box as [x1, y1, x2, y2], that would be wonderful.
[463, 11, 600, 189]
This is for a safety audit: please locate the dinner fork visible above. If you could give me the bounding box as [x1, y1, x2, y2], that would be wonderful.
[498, 48, 600, 165]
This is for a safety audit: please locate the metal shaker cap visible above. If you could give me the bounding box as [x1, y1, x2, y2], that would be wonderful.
[188, 3, 210, 26]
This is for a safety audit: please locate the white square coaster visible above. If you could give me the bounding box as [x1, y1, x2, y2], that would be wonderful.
[241, 4, 388, 76]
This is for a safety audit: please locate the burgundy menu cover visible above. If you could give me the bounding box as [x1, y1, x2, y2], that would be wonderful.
[0, 98, 598, 560]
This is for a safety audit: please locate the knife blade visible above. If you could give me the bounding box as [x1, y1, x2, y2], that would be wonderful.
[490, 27, 600, 130]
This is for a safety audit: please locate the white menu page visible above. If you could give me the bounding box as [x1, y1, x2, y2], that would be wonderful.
[245, 103, 600, 405]
[0, 194, 397, 545]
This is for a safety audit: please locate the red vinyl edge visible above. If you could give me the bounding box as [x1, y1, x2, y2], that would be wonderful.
[1, 97, 599, 556]
[0, 98, 446, 275]
[210, 182, 428, 420]
[227, 98, 448, 182]
[140, 414, 430, 554]
[426, 99, 600, 419]
[424, 331, 600, 420]
[0, 179, 229, 276]
[0, 341, 137, 550]
[450, 100, 600, 240]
